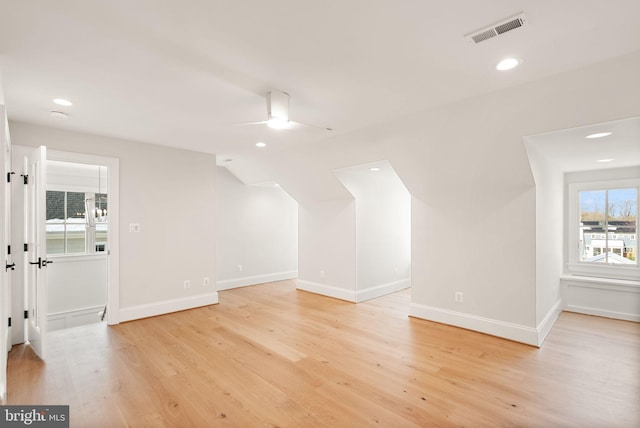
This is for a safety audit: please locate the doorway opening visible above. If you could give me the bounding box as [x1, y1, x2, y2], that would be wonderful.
[46, 160, 109, 331]
[9, 147, 119, 353]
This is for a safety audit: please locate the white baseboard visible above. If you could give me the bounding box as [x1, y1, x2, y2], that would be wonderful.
[217, 271, 297, 291]
[296, 280, 356, 302]
[118, 292, 219, 323]
[356, 279, 411, 302]
[563, 305, 640, 322]
[297, 278, 411, 303]
[409, 303, 539, 346]
[536, 299, 562, 345]
[48, 305, 105, 332]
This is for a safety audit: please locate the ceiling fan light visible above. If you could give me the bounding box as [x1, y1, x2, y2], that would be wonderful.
[267, 117, 290, 129]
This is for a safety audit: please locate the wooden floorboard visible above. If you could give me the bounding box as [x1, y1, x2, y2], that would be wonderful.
[6, 280, 640, 427]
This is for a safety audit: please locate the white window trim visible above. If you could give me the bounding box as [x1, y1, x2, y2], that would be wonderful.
[567, 178, 640, 281]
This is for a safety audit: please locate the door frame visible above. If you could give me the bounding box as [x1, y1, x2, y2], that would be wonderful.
[0, 105, 10, 402]
[46, 150, 120, 325]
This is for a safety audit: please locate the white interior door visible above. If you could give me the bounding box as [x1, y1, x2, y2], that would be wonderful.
[24, 146, 47, 359]
[0, 105, 10, 401]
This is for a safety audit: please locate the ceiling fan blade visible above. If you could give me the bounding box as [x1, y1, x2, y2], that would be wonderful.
[233, 120, 268, 126]
[289, 120, 333, 132]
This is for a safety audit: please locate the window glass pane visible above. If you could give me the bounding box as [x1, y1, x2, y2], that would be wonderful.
[609, 187, 637, 264]
[579, 190, 605, 262]
[579, 188, 637, 265]
[66, 192, 86, 253]
[46, 191, 65, 254]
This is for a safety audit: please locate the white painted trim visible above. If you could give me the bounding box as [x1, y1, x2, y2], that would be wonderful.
[563, 305, 640, 322]
[559, 274, 640, 288]
[560, 275, 640, 322]
[47, 305, 105, 331]
[217, 271, 297, 291]
[355, 278, 410, 302]
[118, 292, 219, 323]
[409, 303, 539, 346]
[536, 299, 562, 345]
[567, 178, 640, 281]
[296, 280, 356, 302]
[48, 254, 108, 263]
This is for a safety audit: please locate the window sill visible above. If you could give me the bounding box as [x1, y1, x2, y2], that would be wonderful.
[566, 262, 639, 282]
[560, 274, 640, 289]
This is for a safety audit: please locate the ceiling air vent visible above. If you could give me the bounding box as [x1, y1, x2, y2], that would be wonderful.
[465, 13, 527, 44]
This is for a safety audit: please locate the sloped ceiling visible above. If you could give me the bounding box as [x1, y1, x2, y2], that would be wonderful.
[1, 1, 639, 168]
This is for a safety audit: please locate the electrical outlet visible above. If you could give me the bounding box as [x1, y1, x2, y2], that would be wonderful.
[129, 223, 140, 233]
[319, 270, 325, 279]
[236, 264, 243, 272]
[203, 277, 210, 286]
[184, 280, 191, 289]
[455, 291, 463, 303]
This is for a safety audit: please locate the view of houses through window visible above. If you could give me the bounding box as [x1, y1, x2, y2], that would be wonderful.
[46, 190, 108, 254]
[579, 187, 637, 265]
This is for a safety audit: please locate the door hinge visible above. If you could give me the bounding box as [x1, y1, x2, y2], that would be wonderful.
[24, 310, 28, 319]
[7, 317, 11, 328]
[24, 243, 28, 252]
[7, 171, 15, 183]
[21, 174, 28, 185]
[7, 245, 10, 255]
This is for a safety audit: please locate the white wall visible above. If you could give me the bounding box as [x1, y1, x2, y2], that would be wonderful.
[523, 140, 564, 341]
[334, 161, 411, 301]
[297, 199, 357, 300]
[8, 121, 218, 321]
[216, 167, 297, 289]
[47, 255, 107, 331]
[251, 50, 640, 345]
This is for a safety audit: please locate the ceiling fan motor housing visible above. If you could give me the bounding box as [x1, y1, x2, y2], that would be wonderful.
[267, 89, 290, 121]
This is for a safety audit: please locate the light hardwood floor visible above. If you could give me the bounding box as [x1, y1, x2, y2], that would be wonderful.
[6, 280, 640, 427]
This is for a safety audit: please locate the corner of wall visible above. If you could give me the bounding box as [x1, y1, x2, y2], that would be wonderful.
[535, 298, 562, 346]
[296, 280, 357, 302]
[409, 303, 540, 346]
[118, 292, 219, 323]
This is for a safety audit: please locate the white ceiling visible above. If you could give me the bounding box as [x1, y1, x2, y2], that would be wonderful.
[1, 1, 640, 165]
[525, 117, 640, 173]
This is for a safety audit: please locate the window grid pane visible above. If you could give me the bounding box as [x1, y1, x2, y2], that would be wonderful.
[579, 188, 637, 265]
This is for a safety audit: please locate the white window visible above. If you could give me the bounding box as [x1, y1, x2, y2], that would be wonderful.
[568, 179, 639, 280]
[46, 190, 108, 254]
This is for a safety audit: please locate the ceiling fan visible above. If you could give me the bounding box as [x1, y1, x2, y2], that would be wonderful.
[237, 89, 333, 131]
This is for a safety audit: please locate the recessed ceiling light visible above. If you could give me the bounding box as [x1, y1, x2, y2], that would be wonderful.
[53, 98, 72, 106]
[496, 58, 522, 71]
[586, 132, 612, 139]
[596, 158, 614, 163]
[274, 183, 280, 187]
[50, 111, 69, 120]
[369, 167, 381, 172]
[256, 142, 267, 148]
